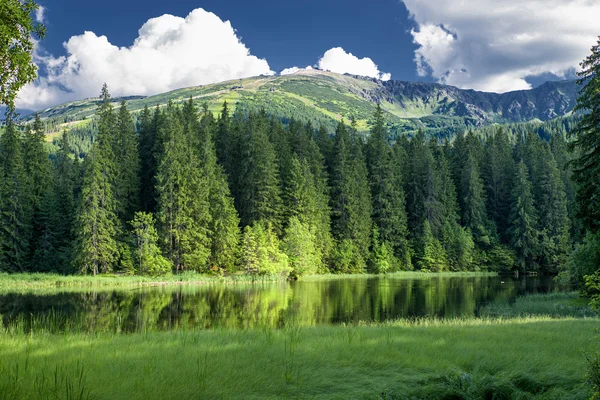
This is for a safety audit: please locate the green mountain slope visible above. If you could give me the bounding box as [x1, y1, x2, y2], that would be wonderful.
[27, 69, 578, 141]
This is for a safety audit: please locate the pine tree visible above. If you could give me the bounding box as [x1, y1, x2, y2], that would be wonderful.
[156, 102, 211, 271]
[138, 105, 156, 212]
[54, 131, 79, 268]
[418, 220, 448, 272]
[114, 101, 140, 224]
[330, 121, 372, 270]
[366, 105, 410, 268]
[130, 212, 172, 275]
[509, 161, 539, 271]
[537, 145, 570, 271]
[461, 153, 493, 246]
[570, 37, 600, 232]
[482, 129, 514, 241]
[0, 116, 31, 271]
[72, 85, 120, 275]
[22, 114, 52, 269]
[198, 107, 240, 271]
[237, 112, 282, 230]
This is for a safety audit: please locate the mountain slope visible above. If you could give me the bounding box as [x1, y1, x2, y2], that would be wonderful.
[28, 69, 578, 139]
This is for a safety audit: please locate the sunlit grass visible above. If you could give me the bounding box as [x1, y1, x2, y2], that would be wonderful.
[0, 317, 596, 399]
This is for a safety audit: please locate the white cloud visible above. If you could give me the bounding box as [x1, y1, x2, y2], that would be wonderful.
[280, 66, 313, 75]
[35, 5, 45, 23]
[17, 8, 273, 110]
[404, 0, 600, 92]
[317, 47, 391, 81]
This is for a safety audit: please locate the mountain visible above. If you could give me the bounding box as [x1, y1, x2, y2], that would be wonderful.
[28, 69, 578, 140]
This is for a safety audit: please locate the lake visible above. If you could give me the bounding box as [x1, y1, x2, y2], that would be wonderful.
[0, 274, 567, 333]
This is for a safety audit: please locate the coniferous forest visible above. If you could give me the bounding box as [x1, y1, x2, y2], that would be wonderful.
[0, 84, 577, 278]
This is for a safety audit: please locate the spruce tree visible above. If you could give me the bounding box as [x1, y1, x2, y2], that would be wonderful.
[366, 105, 410, 268]
[114, 101, 140, 224]
[509, 161, 539, 271]
[72, 85, 120, 275]
[199, 107, 240, 271]
[54, 131, 78, 268]
[570, 37, 600, 232]
[461, 153, 493, 246]
[130, 212, 172, 275]
[156, 102, 211, 271]
[237, 112, 282, 230]
[0, 116, 31, 271]
[22, 114, 52, 269]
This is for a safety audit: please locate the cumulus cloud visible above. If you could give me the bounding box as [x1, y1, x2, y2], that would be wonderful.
[279, 66, 313, 76]
[317, 47, 391, 81]
[404, 0, 600, 92]
[35, 5, 45, 23]
[17, 8, 273, 110]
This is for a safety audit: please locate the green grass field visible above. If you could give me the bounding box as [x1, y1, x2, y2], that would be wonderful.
[0, 317, 597, 399]
[0, 291, 598, 399]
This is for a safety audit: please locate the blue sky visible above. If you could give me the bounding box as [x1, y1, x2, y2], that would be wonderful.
[39, 0, 421, 82]
[18, 0, 599, 110]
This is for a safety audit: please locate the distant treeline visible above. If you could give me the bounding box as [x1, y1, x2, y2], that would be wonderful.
[0, 85, 576, 276]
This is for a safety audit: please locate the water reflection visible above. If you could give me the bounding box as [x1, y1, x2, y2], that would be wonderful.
[0, 275, 565, 333]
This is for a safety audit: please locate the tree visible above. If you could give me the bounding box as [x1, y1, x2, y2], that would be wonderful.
[570, 37, 600, 232]
[241, 222, 289, 276]
[0, 0, 45, 110]
[366, 105, 411, 268]
[0, 117, 31, 270]
[461, 153, 493, 246]
[72, 85, 120, 275]
[130, 212, 171, 276]
[282, 217, 319, 277]
[198, 107, 240, 271]
[330, 121, 372, 270]
[114, 101, 140, 224]
[237, 112, 282, 229]
[418, 220, 447, 272]
[53, 131, 79, 268]
[156, 102, 211, 271]
[509, 161, 539, 271]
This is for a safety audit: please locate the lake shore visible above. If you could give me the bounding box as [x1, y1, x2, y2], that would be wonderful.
[0, 270, 499, 291]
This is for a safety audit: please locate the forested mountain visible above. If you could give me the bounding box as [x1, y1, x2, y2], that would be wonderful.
[22, 70, 578, 152]
[0, 85, 576, 276]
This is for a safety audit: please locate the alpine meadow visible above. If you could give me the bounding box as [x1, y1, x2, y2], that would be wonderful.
[1, 1, 600, 399]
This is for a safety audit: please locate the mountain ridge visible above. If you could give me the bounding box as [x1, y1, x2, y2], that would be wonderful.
[26, 70, 578, 139]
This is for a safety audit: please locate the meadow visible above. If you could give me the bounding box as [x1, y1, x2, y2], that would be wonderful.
[0, 290, 598, 399]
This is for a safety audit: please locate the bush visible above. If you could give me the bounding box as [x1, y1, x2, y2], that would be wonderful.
[241, 221, 290, 277]
[332, 239, 366, 274]
[282, 217, 319, 277]
[564, 232, 600, 287]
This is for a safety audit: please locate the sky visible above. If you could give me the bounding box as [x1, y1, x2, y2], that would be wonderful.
[17, 0, 600, 111]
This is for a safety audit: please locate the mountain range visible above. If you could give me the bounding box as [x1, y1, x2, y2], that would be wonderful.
[28, 69, 579, 139]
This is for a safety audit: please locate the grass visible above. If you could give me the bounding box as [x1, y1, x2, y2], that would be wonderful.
[0, 271, 286, 291]
[0, 317, 597, 399]
[0, 271, 498, 291]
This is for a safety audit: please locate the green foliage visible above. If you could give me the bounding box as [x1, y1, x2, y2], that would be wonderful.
[0, 0, 45, 110]
[509, 161, 539, 271]
[156, 102, 211, 272]
[563, 232, 600, 287]
[418, 220, 448, 272]
[331, 239, 366, 274]
[571, 37, 600, 232]
[241, 221, 290, 276]
[584, 271, 600, 310]
[72, 85, 120, 275]
[369, 227, 399, 274]
[0, 118, 31, 271]
[282, 217, 319, 277]
[130, 212, 171, 276]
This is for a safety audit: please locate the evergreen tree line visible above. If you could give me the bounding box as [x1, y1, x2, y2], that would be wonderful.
[0, 85, 576, 276]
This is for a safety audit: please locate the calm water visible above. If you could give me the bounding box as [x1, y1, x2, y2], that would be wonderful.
[0, 275, 567, 333]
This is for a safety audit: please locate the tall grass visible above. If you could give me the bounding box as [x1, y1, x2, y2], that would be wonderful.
[0, 271, 286, 291]
[0, 317, 596, 399]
